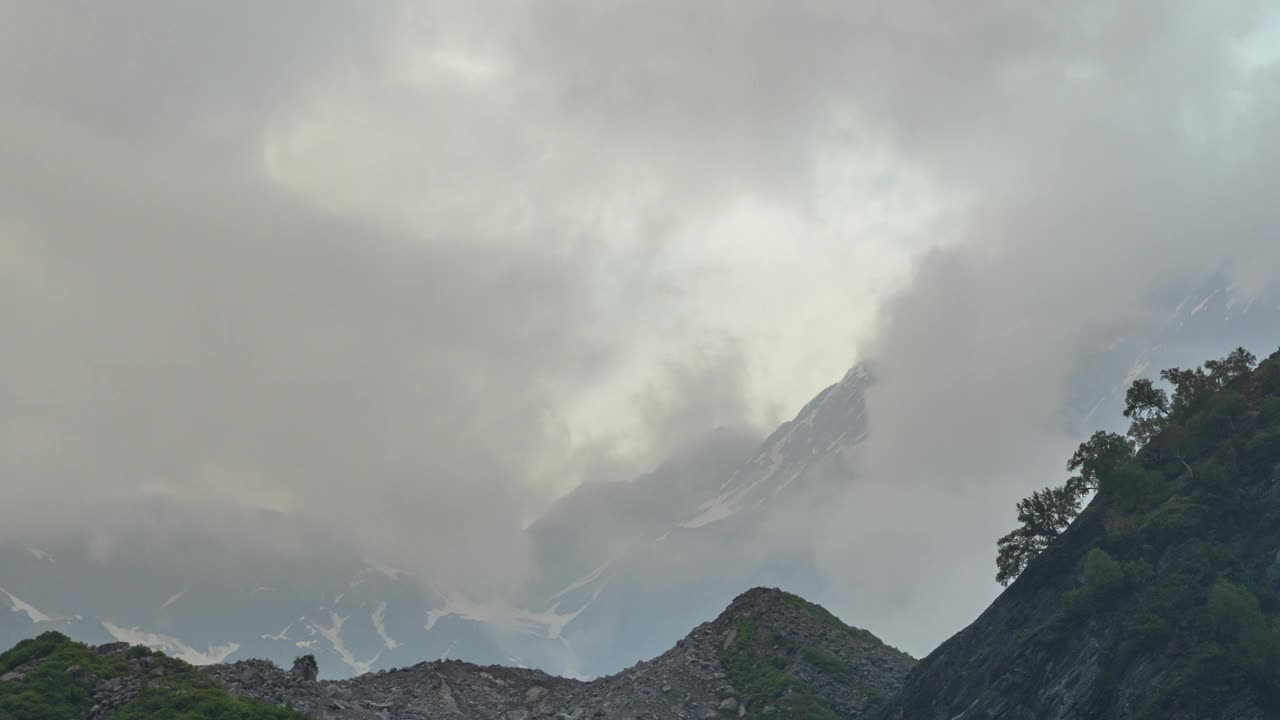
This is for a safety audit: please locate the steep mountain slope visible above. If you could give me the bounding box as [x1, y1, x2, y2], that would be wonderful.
[885, 348, 1280, 720]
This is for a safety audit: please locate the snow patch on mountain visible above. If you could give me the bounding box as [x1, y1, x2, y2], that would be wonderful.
[0, 586, 53, 623]
[551, 558, 614, 602]
[364, 559, 412, 581]
[260, 620, 296, 642]
[425, 591, 598, 643]
[1190, 289, 1219, 316]
[101, 621, 239, 664]
[160, 589, 186, 610]
[371, 602, 400, 651]
[309, 611, 380, 674]
[23, 545, 53, 563]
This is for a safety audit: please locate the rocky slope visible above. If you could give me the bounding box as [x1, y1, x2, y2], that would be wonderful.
[200, 587, 913, 720]
[884, 348, 1280, 720]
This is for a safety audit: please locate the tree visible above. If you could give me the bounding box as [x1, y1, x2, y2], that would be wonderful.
[1067, 431, 1134, 492]
[1160, 347, 1257, 419]
[1124, 378, 1169, 445]
[1205, 347, 1257, 385]
[996, 526, 1046, 587]
[996, 432, 1134, 585]
[996, 484, 1083, 585]
[994, 348, 1257, 586]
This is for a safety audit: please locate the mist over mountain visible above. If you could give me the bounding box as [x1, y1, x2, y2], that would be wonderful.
[4, 1, 1280, 713]
[5, 283, 1277, 681]
[8, 348, 1280, 718]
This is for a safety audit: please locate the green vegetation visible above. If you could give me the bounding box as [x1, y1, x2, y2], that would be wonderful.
[993, 346, 1280, 715]
[798, 647, 888, 714]
[0, 632, 125, 720]
[717, 618, 843, 720]
[0, 632, 307, 720]
[1081, 548, 1125, 597]
[996, 431, 1133, 585]
[717, 599, 900, 720]
[781, 592, 886, 647]
[996, 347, 1264, 586]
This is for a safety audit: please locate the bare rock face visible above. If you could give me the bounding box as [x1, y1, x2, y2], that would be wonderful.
[291, 654, 319, 683]
[202, 587, 915, 719]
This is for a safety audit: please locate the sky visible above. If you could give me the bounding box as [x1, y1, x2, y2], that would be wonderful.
[2, 1, 1280, 649]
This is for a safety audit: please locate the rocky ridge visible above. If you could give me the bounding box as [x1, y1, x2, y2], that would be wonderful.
[200, 587, 914, 720]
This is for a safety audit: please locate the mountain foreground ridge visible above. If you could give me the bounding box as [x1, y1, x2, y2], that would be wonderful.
[1, 587, 913, 719]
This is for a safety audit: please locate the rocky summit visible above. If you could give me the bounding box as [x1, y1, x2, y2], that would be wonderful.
[202, 587, 915, 719]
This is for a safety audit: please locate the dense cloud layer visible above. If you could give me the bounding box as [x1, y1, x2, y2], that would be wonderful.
[809, 0, 1280, 652]
[3, 0, 1279, 652]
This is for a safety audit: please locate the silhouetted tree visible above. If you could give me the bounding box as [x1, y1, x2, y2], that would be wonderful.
[996, 348, 1258, 585]
[996, 484, 1083, 585]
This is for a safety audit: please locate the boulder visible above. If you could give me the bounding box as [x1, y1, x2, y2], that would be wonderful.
[290, 654, 319, 682]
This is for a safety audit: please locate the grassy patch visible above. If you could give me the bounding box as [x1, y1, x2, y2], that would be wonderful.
[0, 632, 126, 720]
[717, 619, 838, 720]
[781, 593, 886, 647]
[0, 632, 306, 720]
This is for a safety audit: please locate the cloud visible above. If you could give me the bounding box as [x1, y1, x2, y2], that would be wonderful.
[0, 1, 910, 592]
[0, 1, 770, 591]
[805, 0, 1280, 655]
[2, 0, 1279, 655]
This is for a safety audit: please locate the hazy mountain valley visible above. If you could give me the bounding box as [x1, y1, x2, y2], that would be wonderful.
[7, 342, 1280, 719]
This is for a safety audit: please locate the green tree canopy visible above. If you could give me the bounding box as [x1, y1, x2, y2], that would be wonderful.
[994, 347, 1257, 585]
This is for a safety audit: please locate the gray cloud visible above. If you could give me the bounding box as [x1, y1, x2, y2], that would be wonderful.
[0, 1, 764, 592]
[2, 0, 1279, 656]
[807, 0, 1280, 654]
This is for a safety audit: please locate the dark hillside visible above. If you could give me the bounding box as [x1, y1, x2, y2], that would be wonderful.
[886, 348, 1280, 720]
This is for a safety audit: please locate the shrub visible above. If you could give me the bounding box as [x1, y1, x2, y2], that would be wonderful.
[1083, 548, 1125, 599]
[1140, 496, 1208, 545]
[1208, 579, 1264, 644]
